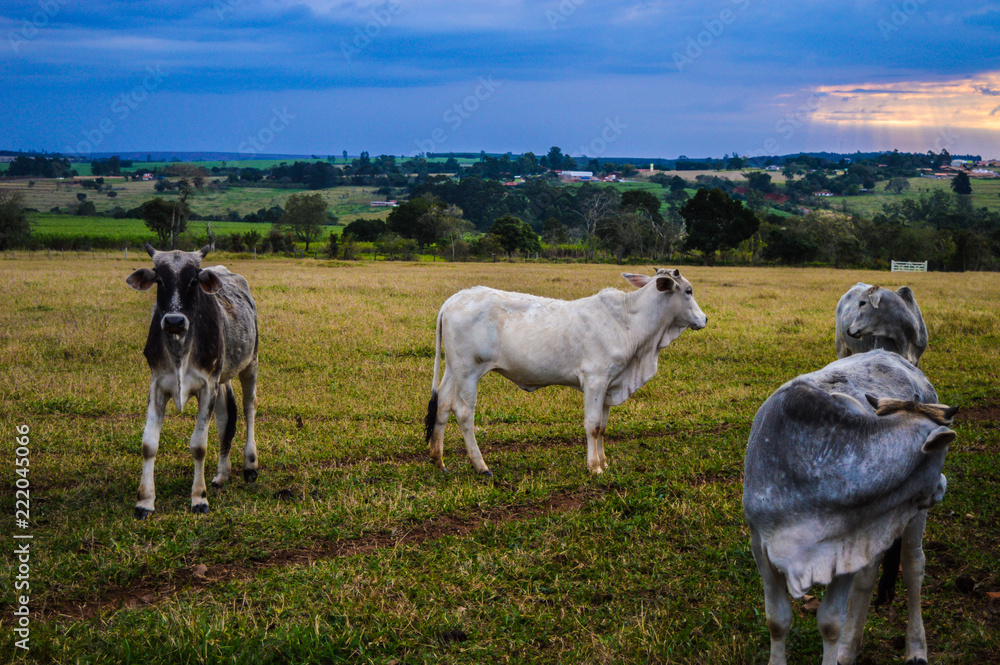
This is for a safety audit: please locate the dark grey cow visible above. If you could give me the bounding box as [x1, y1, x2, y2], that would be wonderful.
[744, 350, 956, 665]
[835, 282, 928, 366]
[126, 244, 259, 518]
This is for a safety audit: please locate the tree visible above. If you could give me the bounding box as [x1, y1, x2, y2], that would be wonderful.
[545, 146, 564, 171]
[886, 177, 911, 194]
[437, 206, 474, 261]
[574, 186, 620, 261]
[680, 188, 759, 263]
[0, 191, 31, 250]
[621, 189, 663, 224]
[488, 214, 540, 258]
[951, 171, 972, 196]
[142, 197, 190, 245]
[280, 192, 328, 251]
[343, 218, 387, 241]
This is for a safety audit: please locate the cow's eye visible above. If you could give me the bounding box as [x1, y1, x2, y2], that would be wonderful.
[685, 288, 693, 295]
[859, 301, 866, 307]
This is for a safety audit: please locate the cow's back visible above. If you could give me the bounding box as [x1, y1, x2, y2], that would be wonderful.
[204, 266, 258, 381]
[744, 350, 947, 593]
[439, 286, 613, 389]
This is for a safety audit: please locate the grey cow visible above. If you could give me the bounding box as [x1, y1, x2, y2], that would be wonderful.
[744, 350, 956, 665]
[835, 282, 928, 366]
[126, 244, 259, 518]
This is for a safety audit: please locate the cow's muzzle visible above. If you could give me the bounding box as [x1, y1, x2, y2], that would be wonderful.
[847, 326, 864, 339]
[161, 313, 189, 335]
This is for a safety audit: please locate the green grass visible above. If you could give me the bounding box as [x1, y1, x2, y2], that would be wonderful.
[0, 261, 998, 663]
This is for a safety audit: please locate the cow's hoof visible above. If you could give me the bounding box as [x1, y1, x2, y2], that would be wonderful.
[211, 481, 222, 490]
[134, 507, 155, 520]
[191, 503, 210, 514]
[243, 468, 258, 484]
[904, 659, 928, 665]
[479, 469, 494, 478]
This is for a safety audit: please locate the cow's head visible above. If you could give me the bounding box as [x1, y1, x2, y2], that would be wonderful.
[847, 285, 915, 340]
[622, 268, 708, 330]
[126, 244, 222, 336]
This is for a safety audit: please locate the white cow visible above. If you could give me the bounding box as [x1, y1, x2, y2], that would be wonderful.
[744, 350, 957, 665]
[424, 269, 707, 475]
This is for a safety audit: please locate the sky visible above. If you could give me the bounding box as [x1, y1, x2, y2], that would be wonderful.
[3, 0, 1000, 161]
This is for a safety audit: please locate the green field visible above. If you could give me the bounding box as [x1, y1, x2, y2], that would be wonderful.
[27, 213, 304, 248]
[1, 259, 997, 663]
[789, 176, 1000, 217]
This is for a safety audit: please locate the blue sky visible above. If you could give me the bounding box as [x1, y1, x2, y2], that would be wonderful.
[3, 0, 1000, 160]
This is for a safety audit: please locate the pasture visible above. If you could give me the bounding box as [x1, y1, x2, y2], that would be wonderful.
[1, 258, 998, 664]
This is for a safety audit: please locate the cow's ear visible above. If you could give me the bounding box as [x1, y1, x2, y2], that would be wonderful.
[867, 285, 882, 309]
[896, 286, 916, 304]
[922, 426, 955, 453]
[670, 269, 681, 278]
[655, 275, 678, 292]
[126, 268, 157, 291]
[144, 243, 157, 258]
[198, 244, 214, 259]
[198, 269, 223, 294]
[622, 273, 650, 289]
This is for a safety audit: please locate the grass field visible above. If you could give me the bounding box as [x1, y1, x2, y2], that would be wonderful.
[1, 180, 392, 224]
[1, 259, 998, 664]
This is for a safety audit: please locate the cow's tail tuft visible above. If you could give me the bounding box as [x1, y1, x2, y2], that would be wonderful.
[874, 537, 903, 606]
[425, 307, 445, 443]
[424, 390, 438, 443]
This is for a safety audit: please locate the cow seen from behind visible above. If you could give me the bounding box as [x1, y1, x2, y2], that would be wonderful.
[126, 244, 259, 518]
[424, 269, 707, 476]
[835, 282, 928, 366]
[744, 350, 956, 665]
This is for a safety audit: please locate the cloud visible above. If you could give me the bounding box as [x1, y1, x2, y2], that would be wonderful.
[812, 73, 1000, 130]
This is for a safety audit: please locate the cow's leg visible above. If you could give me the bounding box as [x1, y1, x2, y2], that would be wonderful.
[582, 381, 609, 473]
[211, 381, 236, 488]
[136, 384, 168, 519]
[838, 559, 880, 665]
[453, 369, 491, 476]
[428, 368, 455, 472]
[189, 384, 216, 514]
[596, 403, 611, 472]
[751, 530, 792, 665]
[239, 361, 259, 483]
[901, 513, 930, 665]
[817, 573, 855, 665]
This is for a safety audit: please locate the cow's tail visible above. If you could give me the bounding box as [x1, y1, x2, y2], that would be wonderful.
[874, 537, 903, 606]
[424, 307, 444, 443]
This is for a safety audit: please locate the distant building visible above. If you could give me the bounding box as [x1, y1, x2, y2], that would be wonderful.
[370, 200, 398, 207]
[558, 170, 593, 181]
